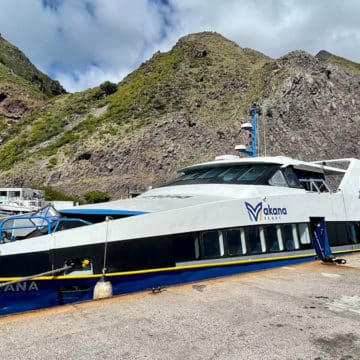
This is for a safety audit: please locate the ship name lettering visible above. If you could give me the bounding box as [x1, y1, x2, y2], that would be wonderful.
[263, 205, 287, 216]
[1, 281, 39, 292]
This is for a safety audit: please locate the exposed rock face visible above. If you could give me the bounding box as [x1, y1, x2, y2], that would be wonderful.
[0, 32, 359, 199]
[261, 51, 360, 159]
[0, 98, 30, 119]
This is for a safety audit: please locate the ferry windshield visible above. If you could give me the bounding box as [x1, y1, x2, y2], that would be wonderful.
[167, 164, 278, 186]
[167, 163, 334, 192]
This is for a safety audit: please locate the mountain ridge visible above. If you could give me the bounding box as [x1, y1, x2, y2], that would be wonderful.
[0, 31, 359, 199]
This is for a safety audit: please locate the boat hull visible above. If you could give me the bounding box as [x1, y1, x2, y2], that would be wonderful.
[0, 252, 318, 316]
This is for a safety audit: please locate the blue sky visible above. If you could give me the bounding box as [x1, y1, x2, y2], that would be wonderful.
[1, 0, 359, 92]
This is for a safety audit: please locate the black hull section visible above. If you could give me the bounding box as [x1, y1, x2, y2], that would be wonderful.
[0, 251, 51, 277]
[0, 236, 176, 277]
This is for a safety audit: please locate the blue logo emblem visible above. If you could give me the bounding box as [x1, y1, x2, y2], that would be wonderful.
[245, 201, 288, 222]
[245, 201, 263, 222]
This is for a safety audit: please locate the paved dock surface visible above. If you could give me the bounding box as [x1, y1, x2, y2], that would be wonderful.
[1, 254, 360, 360]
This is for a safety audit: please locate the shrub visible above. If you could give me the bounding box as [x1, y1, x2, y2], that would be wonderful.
[38, 186, 78, 202]
[100, 81, 118, 96]
[85, 190, 111, 204]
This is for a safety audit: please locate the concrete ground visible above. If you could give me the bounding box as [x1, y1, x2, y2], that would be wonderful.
[1, 254, 360, 360]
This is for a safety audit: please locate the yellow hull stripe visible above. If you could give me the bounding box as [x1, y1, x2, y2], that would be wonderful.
[0, 248, 359, 282]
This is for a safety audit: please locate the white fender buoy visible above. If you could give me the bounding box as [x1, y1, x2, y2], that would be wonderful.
[93, 275, 113, 300]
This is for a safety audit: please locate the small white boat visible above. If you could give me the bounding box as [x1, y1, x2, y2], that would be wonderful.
[0, 187, 47, 216]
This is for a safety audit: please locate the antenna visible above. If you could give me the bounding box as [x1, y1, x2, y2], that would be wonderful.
[235, 103, 258, 157]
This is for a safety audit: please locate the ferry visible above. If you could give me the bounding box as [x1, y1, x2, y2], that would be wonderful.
[0, 107, 359, 315]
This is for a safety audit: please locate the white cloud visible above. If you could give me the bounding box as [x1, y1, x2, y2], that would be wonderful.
[0, 0, 359, 92]
[55, 65, 128, 93]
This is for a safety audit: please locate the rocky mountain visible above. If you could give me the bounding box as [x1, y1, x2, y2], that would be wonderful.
[0, 32, 359, 199]
[0, 34, 65, 122]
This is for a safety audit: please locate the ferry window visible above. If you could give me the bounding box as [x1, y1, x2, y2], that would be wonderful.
[297, 223, 311, 245]
[181, 170, 206, 180]
[268, 170, 288, 187]
[244, 226, 263, 254]
[283, 167, 301, 188]
[174, 233, 198, 262]
[348, 223, 358, 244]
[198, 167, 227, 179]
[264, 225, 281, 252]
[238, 165, 267, 182]
[219, 167, 245, 182]
[200, 231, 221, 258]
[281, 224, 299, 250]
[334, 223, 351, 245]
[327, 222, 351, 246]
[354, 223, 360, 244]
[326, 222, 337, 245]
[225, 228, 244, 256]
[166, 164, 278, 186]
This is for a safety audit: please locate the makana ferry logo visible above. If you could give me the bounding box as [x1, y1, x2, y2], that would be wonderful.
[245, 201, 288, 222]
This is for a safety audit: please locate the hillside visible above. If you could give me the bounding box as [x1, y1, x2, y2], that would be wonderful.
[0, 35, 65, 97]
[0, 35, 65, 127]
[0, 32, 359, 199]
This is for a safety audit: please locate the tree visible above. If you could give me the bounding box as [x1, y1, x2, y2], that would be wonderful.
[85, 190, 111, 204]
[100, 81, 118, 96]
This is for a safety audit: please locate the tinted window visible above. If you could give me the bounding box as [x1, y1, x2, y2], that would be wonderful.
[327, 222, 353, 246]
[283, 167, 301, 188]
[298, 223, 311, 244]
[268, 170, 288, 187]
[225, 228, 243, 256]
[179, 170, 206, 180]
[166, 164, 277, 186]
[353, 223, 360, 244]
[282, 224, 296, 250]
[198, 167, 227, 179]
[297, 223, 312, 249]
[244, 226, 263, 254]
[326, 222, 337, 245]
[264, 225, 280, 252]
[174, 233, 198, 262]
[335, 223, 351, 245]
[200, 231, 220, 258]
[238, 165, 268, 182]
[219, 167, 246, 182]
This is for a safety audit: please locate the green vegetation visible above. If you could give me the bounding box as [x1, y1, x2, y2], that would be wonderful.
[84, 190, 111, 203]
[0, 63, 47, 102]
[0, 32, 273, 172]
[37, 186, 80, 202]
[99, 49, 183, 124]
[0, 35, 64, 96]
[0, 88, 103, 168]
[46, 157, 58, 169]
[100, 81, 118, 95]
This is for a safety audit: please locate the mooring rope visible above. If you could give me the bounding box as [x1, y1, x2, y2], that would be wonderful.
[0, 264, 73, 288]
[102, 216, 112, 275]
